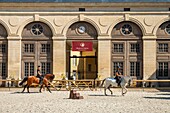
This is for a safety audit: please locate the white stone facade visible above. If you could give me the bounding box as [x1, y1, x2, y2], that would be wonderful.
[0, 2, 169, 86]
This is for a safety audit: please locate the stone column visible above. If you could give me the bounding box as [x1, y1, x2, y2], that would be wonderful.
[52, 36, 66, 79]
[143, 36, 157, 86]
[7, 36, 21, 80]
[98, 36, 111, 79]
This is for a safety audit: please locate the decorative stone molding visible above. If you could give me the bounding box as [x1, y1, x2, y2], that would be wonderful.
[99, 17, 110, 27]
[79, 14, 84, 21]
[144, 17, 154, 26]
[7, 35, 21, 40]
[54, 18, 63, 27]
[142, 35, 157, 40]
[124, 14, 129, 21]
[34, 14, 39, 21]
[9, 17, 19, 27]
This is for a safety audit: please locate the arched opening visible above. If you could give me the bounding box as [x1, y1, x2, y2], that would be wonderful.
[66, 21, 98, 80]
[0, 24, 8, 86]
[21, 22, 53, 78]
[111, 21, 143, 86]
[156, 21, 170, 87]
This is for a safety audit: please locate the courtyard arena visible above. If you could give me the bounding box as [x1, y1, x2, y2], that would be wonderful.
[0, 88, 169, 113]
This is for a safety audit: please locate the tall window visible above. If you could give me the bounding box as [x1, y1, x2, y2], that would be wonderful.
[113, 43, 123, 53]
[130, 62, 140, 76]
[41, 62, 51, 75]
[158, 43, 168, 52]
[158, 62, 168, 77]
[113, 62, 123, 76]
[24, 62, 34, 76]
[130, 43, 140, 53]
[0, 62, 6, 78]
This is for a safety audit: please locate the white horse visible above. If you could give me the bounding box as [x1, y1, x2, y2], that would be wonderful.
[100, 75, 133, 96]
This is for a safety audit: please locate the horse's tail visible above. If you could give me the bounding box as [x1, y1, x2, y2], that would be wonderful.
[19, 76, 28, 86]
[100, 78, 106, 88]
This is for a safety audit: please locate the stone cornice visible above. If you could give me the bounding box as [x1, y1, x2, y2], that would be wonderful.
[7, 35, 21, 40]
[0, 11, 170, 15]
[0, 2, 170, 8]
[142, 35, 157, 40]
[52, 35, 66, 40]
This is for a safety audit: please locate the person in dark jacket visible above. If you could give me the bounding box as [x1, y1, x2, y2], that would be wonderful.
[114, 66, 122, 86]
[36, 66, 43, 85]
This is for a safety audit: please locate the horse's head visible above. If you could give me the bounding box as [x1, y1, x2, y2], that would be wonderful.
[123, 75, 133, 86]
[44, 73, 55, 82]
[128, 76, 133, 87]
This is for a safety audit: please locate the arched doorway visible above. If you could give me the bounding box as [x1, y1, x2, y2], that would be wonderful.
[156, 21, 170, 86]
[21, 22, 53, 78]
[66, 22, 98, 80]
[0, 24, 7, 86]
[111, 21, 143, 84]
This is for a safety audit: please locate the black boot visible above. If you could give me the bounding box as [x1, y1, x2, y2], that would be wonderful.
[39, 77, 43, 85]
[118, 81, 121, 87]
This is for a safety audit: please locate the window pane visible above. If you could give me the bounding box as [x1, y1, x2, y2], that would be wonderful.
[24, 44, 34, 53]
[2, 44, 6, 53]
[41, 44, 51, 53]
[41, 62, 51, 75]
[130, 62, 140, 76]
[158, 62, 168, 77]
[24, 62, 34, 76]
[158, 43, 168, 52]
[24, 62, 29, 76]
[130, 43, 140, 53]
[113, 44, 123, 53]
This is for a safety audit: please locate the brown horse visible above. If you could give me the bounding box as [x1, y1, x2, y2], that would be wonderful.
[19, 74, 55, 93]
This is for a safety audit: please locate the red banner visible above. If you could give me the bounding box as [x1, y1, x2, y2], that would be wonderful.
[72, 41, 93, 51]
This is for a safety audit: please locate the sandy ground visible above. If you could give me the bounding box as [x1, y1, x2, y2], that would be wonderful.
[0, 88, 169, 113]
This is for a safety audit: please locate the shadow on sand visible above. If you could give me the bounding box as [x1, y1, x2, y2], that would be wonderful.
[88, 94, 121, 97]
[10, 91, 40, 94]
[144, 96, 170, 100]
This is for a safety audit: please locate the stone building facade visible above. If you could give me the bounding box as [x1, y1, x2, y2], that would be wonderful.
[0, 1, 170, 86]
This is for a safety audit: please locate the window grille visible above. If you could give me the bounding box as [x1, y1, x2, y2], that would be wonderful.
[121, 24, 132, 35]
[41, 44, 50, 53]
[24, 62, 34, 76]
[31, 24, 43, 35]
[158, 43, 168, 52]
[158, 62, 168, 77]
[130, 43, 140, 53]
[24, 44, 34, 53]
[41, 62, 51, 75]
[130, 62, 140, 76]
[113, 43, 123, 53]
